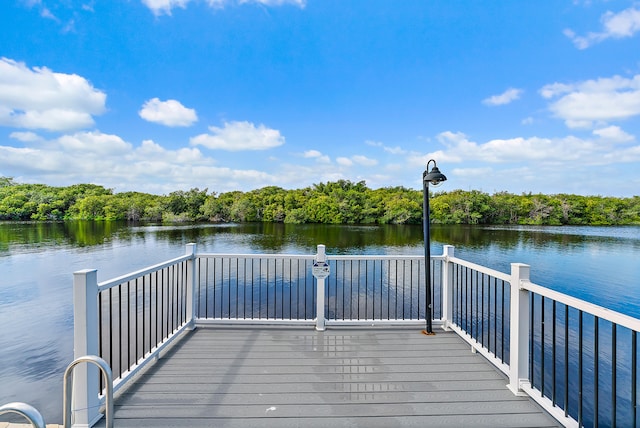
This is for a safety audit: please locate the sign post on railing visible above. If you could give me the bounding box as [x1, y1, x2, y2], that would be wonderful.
[508, 262, 531, 396]
[185, 243, 197, 329]
[72, 268, 101, 427]
[313, 244, 330, 331]
[440, 245, 455, 330]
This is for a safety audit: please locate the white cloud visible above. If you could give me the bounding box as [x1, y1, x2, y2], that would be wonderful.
[303, 150, 330, 163]
[336, 157, 353, 167]
[40, 7, 57, 20]
[540, 74, 640, 129]
[414, 130, 640, 170]
[58, 131, 132, 156]
[0, 131, 283, 194]
[335, 155, 378, 167]
[592, 125, 635, 143]
[0, 58, 106, 131]
[482, 88, 523, 106]
[139, 98, 198, 127]
[190, 120, 285, 151]
[366, 139, 407, 155]
[239, 0, 305, 5]
[142, 0, 304, 15]
[351, 155, 378, 167]
[9, 131, 44, 143]
[141, 0, 192, 16]
[303, 149, 322, 158]
[565, 6, 640, 49]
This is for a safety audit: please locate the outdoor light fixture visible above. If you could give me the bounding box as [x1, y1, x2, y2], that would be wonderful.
[422, 159, 447, 335]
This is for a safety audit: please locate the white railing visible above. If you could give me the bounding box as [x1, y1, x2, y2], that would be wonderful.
[441, 246, 640, 428]
[71, 242, 640, 428]
[72, 244, 197, 427]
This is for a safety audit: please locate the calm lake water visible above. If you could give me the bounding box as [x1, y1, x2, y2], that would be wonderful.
[1, 221, 639, 423]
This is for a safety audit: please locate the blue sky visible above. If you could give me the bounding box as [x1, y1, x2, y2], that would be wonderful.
[1, 0, 639, 196]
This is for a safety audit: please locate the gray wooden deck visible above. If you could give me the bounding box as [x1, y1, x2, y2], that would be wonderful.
[96, 327, 560, 427]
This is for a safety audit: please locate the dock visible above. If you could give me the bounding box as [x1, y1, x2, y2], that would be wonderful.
[7, 243, 638, 427]
[94, 327, 559, 427]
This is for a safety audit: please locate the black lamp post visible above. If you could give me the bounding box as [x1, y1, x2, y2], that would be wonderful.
[422, 159, 447, 335]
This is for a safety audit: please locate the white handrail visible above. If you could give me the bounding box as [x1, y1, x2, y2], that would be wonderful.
[522, 279, 640, 332]
[63, 355, 113, 428]
[0, 402, 46, 428]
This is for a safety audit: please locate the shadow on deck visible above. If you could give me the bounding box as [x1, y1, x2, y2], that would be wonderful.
[95, 327, 560, 427]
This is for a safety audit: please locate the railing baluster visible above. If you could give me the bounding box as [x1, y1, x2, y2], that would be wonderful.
[612, 322, 617, 428]
[501, 278, 505, 363]
[98, 290, 104, 391]
[595, 316, 600, 427]
[579, 310, 583, 427]
[530, 293, 535, 389]
[108, 286, 113, 381]
[633, 330, 637, 428]
[552, 300, 557, 406]
[541, 296, 545, 397]
[135, 277, 139, 364]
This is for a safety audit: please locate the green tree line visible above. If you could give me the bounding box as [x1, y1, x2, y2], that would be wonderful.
[1, 177, 639, 225]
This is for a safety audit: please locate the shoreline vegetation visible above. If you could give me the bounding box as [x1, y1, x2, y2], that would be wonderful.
[1, 177, 639, 225]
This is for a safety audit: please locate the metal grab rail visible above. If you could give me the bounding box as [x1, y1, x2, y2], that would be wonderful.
[0, 402, 46, 428]
[63, 355, 114, 428]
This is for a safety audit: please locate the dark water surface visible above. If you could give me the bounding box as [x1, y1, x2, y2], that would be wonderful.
[1, 221, 639, 423]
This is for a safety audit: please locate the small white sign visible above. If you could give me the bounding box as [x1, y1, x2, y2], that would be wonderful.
[312, 262, 330, 279]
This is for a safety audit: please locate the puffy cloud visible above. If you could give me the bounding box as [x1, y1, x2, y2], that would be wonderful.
[239, 0, 305, 6]
[413, 130, 640, 170]
[592, 126, 635, 143]
[57, 131, 132, 156]
[303, 149, 322, 158]
[143, 0, 304, 15]
[190, 121, 285, 151]
[540, 74, 640, 129]
[336, 157, 353, 167]
[565, 6, 640, 49]
[351, 155, 378, 167]
[9, 131, 44, 143]
[0, 131, 281, 194]
[482, 88, 523, 106]
[405, 129, 640, 195]
[141, 0, 192, 16]
[335, 155, 378, 167]
[303, 150, 330, 163]
[366, 140, 407, 155]
[0, 58, 106, 131]
[139, 98, 198, 127]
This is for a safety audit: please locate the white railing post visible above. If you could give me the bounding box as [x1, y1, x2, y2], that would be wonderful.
[314, 244, 328, 331]
[186, 243, 197, 329]
[508, 262, 531, 396]
[72, 269, 101, 427]
[440, 245, 455, 331]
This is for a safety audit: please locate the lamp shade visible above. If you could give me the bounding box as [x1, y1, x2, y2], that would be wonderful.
[424, 165, 447, 185]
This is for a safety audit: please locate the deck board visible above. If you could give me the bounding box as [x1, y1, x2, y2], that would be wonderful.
[95, 327, 561, 427]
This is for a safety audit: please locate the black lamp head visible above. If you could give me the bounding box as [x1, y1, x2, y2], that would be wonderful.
[424, 161, 447, 186]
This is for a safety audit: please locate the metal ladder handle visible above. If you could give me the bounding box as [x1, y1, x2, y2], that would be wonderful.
[0, 402, 46, 428]
[63, 355, 114, 428]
